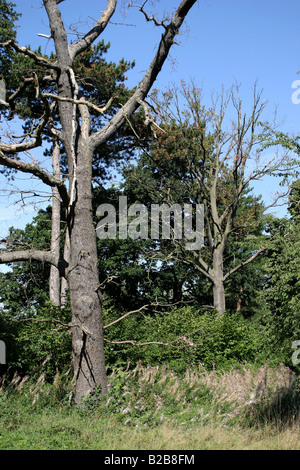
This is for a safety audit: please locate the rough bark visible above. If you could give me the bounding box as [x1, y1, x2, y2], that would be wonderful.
[60, 229, 70, 308]
[0, 249, 61, 269]
[212, 248, 226, 315]
[67, 143, 107, 403]
[49, 137, 61, 306]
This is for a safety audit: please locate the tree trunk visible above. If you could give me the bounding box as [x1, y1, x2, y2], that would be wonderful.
[60, 228, 70, 308]
[49, 138, 61, 306]
[67, 143, 107, 404]
[237, 286, 243, 312]
[212, 249, 226, 314]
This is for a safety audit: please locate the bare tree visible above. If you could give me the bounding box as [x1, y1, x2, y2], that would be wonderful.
[0, 0, 197, 403]
[127, 82, 293, 314]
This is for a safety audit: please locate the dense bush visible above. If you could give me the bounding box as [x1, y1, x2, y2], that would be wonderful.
[1, 302, 72, 378]
[103, 306, 263, 373]
[2, 299, 296, 381]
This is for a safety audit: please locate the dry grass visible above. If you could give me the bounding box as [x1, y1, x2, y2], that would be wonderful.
[99, 361, 300, 429]
[0, 361, 299, 450]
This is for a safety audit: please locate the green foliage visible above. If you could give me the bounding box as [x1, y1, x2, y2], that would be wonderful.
[0, 208, 53, 316]
[0, 207, 72, 376]
[258, 181, 300, 367]
[103, 305, 262, 373]
[0, 0, 20, 77]
[260, 224, 300, 365]
[14, 302, 72, 377]
[0, 301, 72, 377]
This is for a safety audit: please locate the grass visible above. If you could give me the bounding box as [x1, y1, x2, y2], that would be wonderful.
[0, 361, 299, 450]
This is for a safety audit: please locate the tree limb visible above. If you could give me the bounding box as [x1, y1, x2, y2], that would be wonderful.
[89, 0, 197, 150]
[0, 39, 60, 70]
[10, 317, 92, 336]
[139, 1, 168, 29]
[0, 152, 69, 207]
[0, 249, 58, 269]
[0, 94, 52, 153]
[223, 247, 266, 281]
[104, 327, 204, 348]
[103, 338, 181, 348]
[43, 92, 115, 115]
[68, 0, 117, 62]
[103, 300, 190, 330]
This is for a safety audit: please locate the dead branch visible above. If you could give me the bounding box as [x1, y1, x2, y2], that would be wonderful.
[0, 249, 59, 269]
[0, 95, 52, 154]
[103, 304, 151, 329]
[104, 338, 180, 347]
[0, 152, 69, 207]
[104, 326, 204, 348]
[103, 300, 189, 330]
[68, 0, 117, 62]
[95, 275, 119, 291]
[10, 317, 92, 336]
[139, 1, 168, 29]
[223, 247, 267, 281]
[42, 92, 115, 115]
[0, 39, 60, 71]
[89, 0, 197, 150]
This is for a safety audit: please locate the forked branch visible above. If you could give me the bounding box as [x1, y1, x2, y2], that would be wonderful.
[89, 0, 197, 150]
[68, 0, 117, 62]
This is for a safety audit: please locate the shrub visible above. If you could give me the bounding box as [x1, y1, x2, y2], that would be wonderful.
[103, 305, 261, 373]
[2, 302, 72, 379]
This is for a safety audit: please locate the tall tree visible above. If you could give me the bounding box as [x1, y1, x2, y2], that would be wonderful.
[261, 181, 300, 365]
[0, 0, 197, 403]
[123, 82, 292, 313]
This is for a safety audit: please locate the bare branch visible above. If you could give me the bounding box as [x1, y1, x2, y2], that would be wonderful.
[0, 95, 52, 154]
[104, 338, 181, 348]
[223, 247, 266, 281]
[138, 99, 166, 136]
[0, 249, 58, 268]
[103, 304, 151, 329]
[89, 0, 197, 150]
[0, 152, 69, 207]
[10, 317, 92, 336]
[139, 1, 168, 29]
[0, 39, 60, 71]
[37, 33, 52, 39]
[68, 0, 117, 62]
[43, 92, 115, 115]
[104, 327, 204, 348]
[103, 300, 189, 330]
[95, 275, 119, 291]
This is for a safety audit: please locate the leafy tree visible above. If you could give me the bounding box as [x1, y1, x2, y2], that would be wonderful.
[261, 180, 300, 366]
[0, 207, 72, 374]
[0, 0, 20, 81]
[122, 82, 285, 314]
[0, 208, 53, 314]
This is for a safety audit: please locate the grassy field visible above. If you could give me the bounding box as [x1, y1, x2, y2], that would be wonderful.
[0, 362, 299, 450]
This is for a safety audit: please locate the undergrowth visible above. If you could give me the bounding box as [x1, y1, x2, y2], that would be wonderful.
[1, 359, 299, 431]
[84, 361, 300, 429]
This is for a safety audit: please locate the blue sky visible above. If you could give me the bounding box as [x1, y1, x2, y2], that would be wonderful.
[0, 0, 299, 243]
